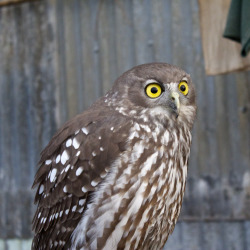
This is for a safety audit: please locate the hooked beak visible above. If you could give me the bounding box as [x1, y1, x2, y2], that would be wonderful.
[170, 92, 180, 118]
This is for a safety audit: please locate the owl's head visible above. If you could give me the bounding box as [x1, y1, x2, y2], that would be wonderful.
[111, 63, 196, 128]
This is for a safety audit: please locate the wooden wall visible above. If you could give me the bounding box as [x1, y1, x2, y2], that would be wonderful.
[0, 0, 249, 249]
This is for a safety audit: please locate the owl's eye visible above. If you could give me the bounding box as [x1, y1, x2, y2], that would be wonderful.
[145, 83, 162, 98]
[178, 81, 189, 96]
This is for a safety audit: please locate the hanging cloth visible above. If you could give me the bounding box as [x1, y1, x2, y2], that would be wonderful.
[223, 0, 250, 57]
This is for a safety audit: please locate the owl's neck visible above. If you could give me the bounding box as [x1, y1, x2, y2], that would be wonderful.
[134, 106, 193, 133]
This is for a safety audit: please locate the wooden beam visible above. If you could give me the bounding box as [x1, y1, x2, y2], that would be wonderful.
[0, 0, 40, 7]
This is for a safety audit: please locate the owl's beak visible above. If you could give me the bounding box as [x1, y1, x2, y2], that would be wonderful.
[170, 92, 180, 118]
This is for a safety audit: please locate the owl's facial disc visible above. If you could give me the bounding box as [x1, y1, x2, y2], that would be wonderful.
[124, 63, 196, 126]
[144, 79, 182, 117]
[143, 78, 193, 119]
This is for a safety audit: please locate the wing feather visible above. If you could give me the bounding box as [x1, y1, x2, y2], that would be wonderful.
[32, 104, 132, 249]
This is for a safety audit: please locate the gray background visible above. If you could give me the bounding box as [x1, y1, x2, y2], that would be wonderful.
[0, 0, 249, 249]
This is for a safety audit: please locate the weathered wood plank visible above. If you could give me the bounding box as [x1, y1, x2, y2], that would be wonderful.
[151, 0, 172, 63]
[63, 0, 81, 119]
[53, 0, 68, 125]
[71, 0, 84, 113]
[235, 73, 250, 170]
[223, 222, 245, 250]
[78, 0, 103, 111]
[202, 222, 224, 250]
[0, 0, 56, 238]
[244, 221, 250, 250]
[97, 0, 117, 94]
[132, 0, 154, 64]
[114, 0, 135, 76]
[0, 5, 17, 238]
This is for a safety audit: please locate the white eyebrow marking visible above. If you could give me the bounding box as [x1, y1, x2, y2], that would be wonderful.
[182, 77, 188, 82]
[145, 79, 159, 85]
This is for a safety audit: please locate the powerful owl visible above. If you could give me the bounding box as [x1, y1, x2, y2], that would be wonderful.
[32, 63, 196, 249]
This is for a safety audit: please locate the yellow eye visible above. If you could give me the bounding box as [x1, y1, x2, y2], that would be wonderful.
[178, 81, 189, 95]
[145, 83, 162, 98]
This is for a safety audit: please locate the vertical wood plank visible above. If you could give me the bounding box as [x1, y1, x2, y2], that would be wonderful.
[151, 0, 173, 63]
[201, 222, 225, 250]
[132, 0, 155, 64]
[114, 0, 136, 75]
[223, 222, 245, 250]
[97, 0, 117, 94]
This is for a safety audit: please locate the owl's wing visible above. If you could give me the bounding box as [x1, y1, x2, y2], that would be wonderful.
[32, 105, 131, 249]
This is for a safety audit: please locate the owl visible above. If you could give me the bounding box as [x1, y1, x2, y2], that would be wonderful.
[32, 63, 196, 249]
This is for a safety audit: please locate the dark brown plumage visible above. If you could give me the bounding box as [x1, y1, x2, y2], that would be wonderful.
[32, 63, 196, 249]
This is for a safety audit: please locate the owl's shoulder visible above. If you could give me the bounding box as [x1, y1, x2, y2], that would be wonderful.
[40, 101, 130, 161]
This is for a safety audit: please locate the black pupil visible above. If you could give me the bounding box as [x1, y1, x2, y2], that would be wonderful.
[180, 85, 186, 91]
[151, 87, 158, 94]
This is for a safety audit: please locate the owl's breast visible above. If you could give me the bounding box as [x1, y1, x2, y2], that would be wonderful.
[71, 121, 191, 249]
[124, 120, 191, 249]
